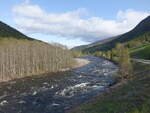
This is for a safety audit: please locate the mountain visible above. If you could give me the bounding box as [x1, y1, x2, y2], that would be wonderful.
[72, 36, 118, 50]
[73, 15, 150, 52]
[0, 21, 33, 40]
[0, 21, 74, 82]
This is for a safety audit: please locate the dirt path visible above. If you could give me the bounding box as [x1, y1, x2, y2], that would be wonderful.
[132, 58, 150, 64]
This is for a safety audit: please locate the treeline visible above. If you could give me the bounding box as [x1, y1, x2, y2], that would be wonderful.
[71, 50, 85, 58]
[93, 43, 132, 79]
[124, 32, 150, 48]
[92, 33, 150, 79]
[93, 32, 150, 62]
[93, 49, 116, 61]
[0, 38, 74, 81]
[92, 33, 150, 78]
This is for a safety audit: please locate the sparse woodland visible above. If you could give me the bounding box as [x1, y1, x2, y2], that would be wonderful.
[0, 38, 74, 81]
[93, 43, 133, 79]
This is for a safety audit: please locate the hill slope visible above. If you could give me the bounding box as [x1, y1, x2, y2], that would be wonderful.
[0, 21, 74, 82]
[130, 43, 150, 59]
[0, 21, 33, 40]
[79, 15, 150, 52]
[72, 36, 117, 50]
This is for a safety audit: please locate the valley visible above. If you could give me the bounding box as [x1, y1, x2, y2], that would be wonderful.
[0, 2, 149, 112]
[69, 60, 150, 113]
[0, 56, 117, 113]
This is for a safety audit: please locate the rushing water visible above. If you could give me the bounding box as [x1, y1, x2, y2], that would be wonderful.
[0, 56, 117, 113]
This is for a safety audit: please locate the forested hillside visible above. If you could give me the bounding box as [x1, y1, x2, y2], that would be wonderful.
[92, 32, 150, 61]
[0, 38, 74, 82]
[0, 21, 75, 82]
[83, 16, 150, 53]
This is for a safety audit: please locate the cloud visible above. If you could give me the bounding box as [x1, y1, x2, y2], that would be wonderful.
[12, 3, 150, 42]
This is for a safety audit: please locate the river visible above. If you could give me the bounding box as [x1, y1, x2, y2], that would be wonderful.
[0, 56, 117, 113]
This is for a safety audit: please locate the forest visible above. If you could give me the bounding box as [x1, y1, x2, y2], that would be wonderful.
[93, 32, 150, 61]
[0, 38, 74, 82]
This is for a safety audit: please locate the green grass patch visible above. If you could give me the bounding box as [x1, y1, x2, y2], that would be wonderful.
[130, 43, 150, 60]
[130, 43, 150, 53]
[69, 62, 150, 113]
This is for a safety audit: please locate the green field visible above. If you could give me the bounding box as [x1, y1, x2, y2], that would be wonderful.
[130, 43, 150, 60]
[69, 62, 150, 113]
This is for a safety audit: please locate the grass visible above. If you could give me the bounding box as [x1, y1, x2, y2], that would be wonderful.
[69, 62, 150, 113]
[130, 43, 150, 53]
[130, 43, 150, 60]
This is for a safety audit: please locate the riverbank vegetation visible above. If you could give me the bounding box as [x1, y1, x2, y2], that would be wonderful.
[91, 32, 150, 61]
[71, 50, 85, 58]
[69, 16, 150, 113]
[0, 38, 74, 82]
[93, 43, 133, 79]
[69, 61, 150, 113]
[115, 44, 133, 79]
[69, 37, 150, 113]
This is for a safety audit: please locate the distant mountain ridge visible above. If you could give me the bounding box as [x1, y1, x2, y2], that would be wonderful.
[73, 15, 150, 52]
[72, 36, 119, 50]
[0, 21, 33, 40]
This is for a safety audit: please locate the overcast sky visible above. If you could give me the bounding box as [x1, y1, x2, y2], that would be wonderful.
[0, 0, 150, 48]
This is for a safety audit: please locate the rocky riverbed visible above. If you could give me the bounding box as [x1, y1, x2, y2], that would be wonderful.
[0, 56, 117, 113]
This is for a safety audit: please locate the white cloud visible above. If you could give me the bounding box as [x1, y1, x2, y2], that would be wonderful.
[117, 9, 149, 29]
[12, 3, 150, 42]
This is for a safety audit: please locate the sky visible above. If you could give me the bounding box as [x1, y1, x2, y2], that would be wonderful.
[0, 0, 150, 48]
